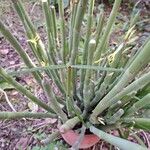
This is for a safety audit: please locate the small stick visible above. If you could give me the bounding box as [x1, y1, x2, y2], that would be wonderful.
[0, 88, 17, 112]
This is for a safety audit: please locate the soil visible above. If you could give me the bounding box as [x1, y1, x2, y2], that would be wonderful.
[0, 0, 149, 149]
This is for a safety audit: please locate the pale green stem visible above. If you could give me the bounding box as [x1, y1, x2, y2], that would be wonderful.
[50, 5, 61, 60]
[66, 66, 74, 116]
[106, 109, 124, 124]
[95, 9, 104, 47]
[69, 3, 78, 58]
[90, 39, 150, 122]
[58, 0, 66, 63]
[94, 43, 125, 100]
[90, 126, 147, 150]
[91, 71, 150, 123]
[124, 94, 150, 116]
[0, 111, 56, 120]
[129, 10, 140, 28]
[69, 0, 88, 97]
[93, 0, 122, 62]
[70, 0, 88, 64]
[0, 20, 42, 86]
[59, 116, 80, 133]
[10, 0, 41, 63]
[80, 0, 95, 96]
[11, 0, 48, 62]
[83, 40, 96, 108]
[42, 79, 68, 123]
[122, 118, 150, 131]
[0, 67, 54, 113]
[42, 0, 66, 95]
[42, 0, 57, 64]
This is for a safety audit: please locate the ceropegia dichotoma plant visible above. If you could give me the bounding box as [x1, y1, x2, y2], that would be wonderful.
[0, 0, 150, 149]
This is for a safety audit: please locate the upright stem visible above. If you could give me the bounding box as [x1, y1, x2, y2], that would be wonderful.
[90, 39, 150, 121]
[42, 0, 57, 65]
[58, 0, 66, 64]
[69, 2, 78, 58]
[69, 0, 88, 97]
[95, 8, 104, 47]
[93, 0, 122, 62]
[66, 66, 74, 116]
[70, 0, 88, 64]
[83, 40, 96, 108]
[80, 0, 95, 96]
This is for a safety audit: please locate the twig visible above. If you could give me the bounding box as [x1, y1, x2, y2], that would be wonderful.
[142, 131, 150, 148]
[0, 88, 17, 112]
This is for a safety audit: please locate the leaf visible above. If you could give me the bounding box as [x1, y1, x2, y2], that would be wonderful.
[28, 102, 38, 112]
[0, 49, 9, 55]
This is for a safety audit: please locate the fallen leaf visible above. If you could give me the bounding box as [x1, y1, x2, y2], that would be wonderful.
[28, 102, 38, 112]
[45, 118, 57, 124]
[0, 49, 9, 55]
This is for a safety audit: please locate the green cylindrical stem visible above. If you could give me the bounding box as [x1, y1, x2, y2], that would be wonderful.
[106, 109, 124, 124]
[50, 6, 57, 40]
[90, 39, 150, 122]
[90, 71, 150, 123]
[0, 20, 42, 86]
[42, 0, 65, 95]
[69, 0, 88, 97]
[93, 0, 122, 62]
[70, 0, 88, 64]
[42, 0, 59, 65]
[123, 37, 150, 73]
[125, 94, 150, 116]
[50, 5, 61, 60]
[123, 118, 150, 131]
[80, 0, 95, 96]
[84, 40, 96, 84]
[11, 0, 48, 62]
[58, 0, 66, 63]
[93, 43, 124, 103]
[0, 67, 54, 113]
[11, 0, 43, 64]
[59, 116, 80, 133]
[42, 79, 67, 123]
[129, 10, 140, 28]
[66, 66, 74, 116]
[0, 111, 56, 120]
[83, 40, 96, 107]
[90, 126, 147, 150]
[95, 9, 104, 47]
[69, 2, 78, 58]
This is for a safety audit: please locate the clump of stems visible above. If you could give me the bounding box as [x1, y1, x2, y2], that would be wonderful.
[0, 0, 149, 149]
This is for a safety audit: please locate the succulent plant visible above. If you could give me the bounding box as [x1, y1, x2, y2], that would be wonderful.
[0, 0, 149, 149]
